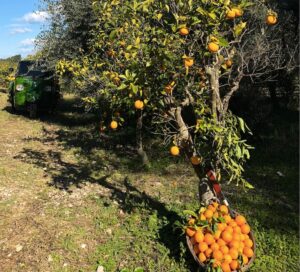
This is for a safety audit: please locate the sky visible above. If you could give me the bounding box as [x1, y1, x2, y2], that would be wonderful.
[0, 0, 48, 59]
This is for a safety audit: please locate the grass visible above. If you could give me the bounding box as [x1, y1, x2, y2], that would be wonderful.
[0, 92, 298, 272]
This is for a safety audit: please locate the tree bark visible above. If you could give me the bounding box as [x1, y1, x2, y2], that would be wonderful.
[173, 106, 216, 205]
[136, 111, 150, 167]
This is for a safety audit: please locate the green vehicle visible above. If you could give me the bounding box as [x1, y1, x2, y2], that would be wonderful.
[8, 60, 60, 118]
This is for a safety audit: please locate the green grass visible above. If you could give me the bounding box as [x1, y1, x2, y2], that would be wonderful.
[0, 92, 298, 272]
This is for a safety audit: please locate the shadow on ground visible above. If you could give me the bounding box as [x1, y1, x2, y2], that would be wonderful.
[12, 95, 299, 271]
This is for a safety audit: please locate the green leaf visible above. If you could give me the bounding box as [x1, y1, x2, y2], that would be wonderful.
[244, 180, 254, 189]
[238, 117, 245, 133]
[183, 210, 198, 218]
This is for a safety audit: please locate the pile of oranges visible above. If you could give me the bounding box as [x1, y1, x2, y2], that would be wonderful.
[185, 202, 254, 271]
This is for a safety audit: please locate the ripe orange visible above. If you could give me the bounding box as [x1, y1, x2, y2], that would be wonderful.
[229, 248, 239, 260]
[241, 224, 251, 234]
[223, 215, 232, 223]
[229, 240, 240, 249]
[214, 230, 221, 239]
[204, 209, 214, 219]
[219, 205, 229, 214]
[188, 218, 196, 225]
[199, 252, 206, 263]
[213, 211, 219, 218]
[230, 260, 239, 270]
[221, 262, 231, 272]
[199, 213, 206, 221]
[194, 230, 204, 243]
[266, 15, 277, 25]
[210, 242, 219, 251]
[186, 227, 196, 237]
[224, 226, 233, 233]
[207, 204, 216, 212]
[244, 238, 253, 248]
[233, 226, 242, 234]
[232, 233, 241, 241]
[110, 121, 118, 130]
[170, 146, 180, 156]
[134, 100, 144, 110]
[184, 57, 194, 67]
[218, 223, 226, 231]
[226, 10, 236, 19]
[211, 201, 219, 208]
[235, 215, 246, 226]
[208, 42, 219, 53]
[199, 242, 208, 252]
[217, 238, 226, 247]
[205, 248, 213, 258]
[243, 247, 254, 258]
[224, 254, 232, 264]
[229, 221, 237, 228]
[225, 59, 232, 68]
[179, 27, 189, 36]
[164, 85, 173, 94]
[220, 245, 229, 254]
[204, 233, 215, 245]
[213, 250, 223, 261]
[242, 254, 249, 265]
[233, 7, 243, 17]
[222, 231, 233, 243]
[190, 156, 201, 165]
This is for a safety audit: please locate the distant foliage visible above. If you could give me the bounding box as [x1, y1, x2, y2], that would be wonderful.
[0, 55, 21, 88]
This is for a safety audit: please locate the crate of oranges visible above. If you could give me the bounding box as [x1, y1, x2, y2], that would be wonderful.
[184, 202, 255, 272]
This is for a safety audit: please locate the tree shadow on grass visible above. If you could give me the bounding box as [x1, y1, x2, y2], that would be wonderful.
[14, 144, 199, 271]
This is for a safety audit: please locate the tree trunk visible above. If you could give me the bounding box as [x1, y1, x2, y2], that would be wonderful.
[136, 111, 150, 167]
[173, 106, 216, 205]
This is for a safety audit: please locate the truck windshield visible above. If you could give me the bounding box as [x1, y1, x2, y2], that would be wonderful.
[16, 61, 51, 77]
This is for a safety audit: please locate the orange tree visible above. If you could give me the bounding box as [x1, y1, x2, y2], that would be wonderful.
[55, 0, 280, 203]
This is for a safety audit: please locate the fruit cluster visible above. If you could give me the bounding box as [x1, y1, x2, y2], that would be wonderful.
[185, 202, 254, 272]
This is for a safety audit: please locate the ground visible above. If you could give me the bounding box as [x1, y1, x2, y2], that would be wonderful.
[0, 91, 298, 272]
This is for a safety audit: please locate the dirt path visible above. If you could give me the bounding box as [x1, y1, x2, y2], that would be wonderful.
[0, 92, 110, 272]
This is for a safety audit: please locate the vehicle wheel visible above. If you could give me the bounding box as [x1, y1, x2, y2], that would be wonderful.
[10, 95, 16, 113]
[29, 103, 37, 118]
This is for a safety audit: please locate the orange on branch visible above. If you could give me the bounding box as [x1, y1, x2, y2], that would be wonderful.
[170, 146, 180, 156]
[226, 9, 236, 19]
[225, 59, 233, 68]
[266, 15, 277, 25]
[184, 57, 194, 67]
[179, 27, 189, 36]
[134, 100, 144, 110]
[208, 42, 219, 53]
[190, 156, 202, 165]
[110, 121, 118, 130]
[233, 7, 243, 17]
